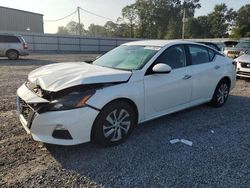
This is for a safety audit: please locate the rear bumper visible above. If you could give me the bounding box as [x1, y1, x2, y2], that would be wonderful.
[19, 49, 29, 56]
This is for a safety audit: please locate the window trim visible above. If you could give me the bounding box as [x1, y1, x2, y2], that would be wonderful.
[145, 44, 187, 75]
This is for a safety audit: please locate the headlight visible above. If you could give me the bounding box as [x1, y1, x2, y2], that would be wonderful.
[39, 90, 95, 112]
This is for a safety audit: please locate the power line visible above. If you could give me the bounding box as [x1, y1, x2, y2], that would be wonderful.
[79, 7, 116, 22]
[44, 9, 77, 22]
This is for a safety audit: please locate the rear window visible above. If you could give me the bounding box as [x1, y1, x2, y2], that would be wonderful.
[188, 45, 210, 65]
[0, 35, 21, 43]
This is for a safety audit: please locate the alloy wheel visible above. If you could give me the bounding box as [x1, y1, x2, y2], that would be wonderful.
[103, 109, 131, 142]
[216, 83, 229, 104]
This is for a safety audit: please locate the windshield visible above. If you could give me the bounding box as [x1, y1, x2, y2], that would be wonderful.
[236, 42, 250, 48]
[93, 45, 160, 70]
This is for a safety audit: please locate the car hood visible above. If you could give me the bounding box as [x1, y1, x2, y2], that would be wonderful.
[235, 54, 250, 62]
[28, 62, 132, 92]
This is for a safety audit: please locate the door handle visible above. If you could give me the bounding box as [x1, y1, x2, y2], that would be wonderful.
[183, 75, 192, 80]
[214, 65, 221, 70]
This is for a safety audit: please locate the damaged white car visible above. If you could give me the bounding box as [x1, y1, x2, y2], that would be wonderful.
[17, 40, 236, 146]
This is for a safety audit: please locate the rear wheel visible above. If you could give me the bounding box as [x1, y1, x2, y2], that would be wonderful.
[92, 101, 136, 146]
[210, 80, 230, 107]
[7, 50, 19, 60]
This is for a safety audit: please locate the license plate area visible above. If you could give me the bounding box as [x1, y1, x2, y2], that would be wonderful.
[17, 97, 35, 129]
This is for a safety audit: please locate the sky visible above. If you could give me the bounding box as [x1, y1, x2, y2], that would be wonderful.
[0, 0, 249, 33]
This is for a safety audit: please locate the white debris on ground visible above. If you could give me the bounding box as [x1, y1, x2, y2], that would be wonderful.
[180, 139, 193, 146]
[169, 139, 180, 144]
[170, 139, 193, 146]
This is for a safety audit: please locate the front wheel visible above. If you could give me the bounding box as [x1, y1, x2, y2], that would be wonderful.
[92, 101, 136, 146]
[210, 80, 230, 107]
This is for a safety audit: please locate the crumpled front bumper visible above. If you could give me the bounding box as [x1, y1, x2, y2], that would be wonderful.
[17, 84, 99, 145]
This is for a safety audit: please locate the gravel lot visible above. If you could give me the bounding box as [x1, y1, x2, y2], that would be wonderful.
[0, 54, 250, 187]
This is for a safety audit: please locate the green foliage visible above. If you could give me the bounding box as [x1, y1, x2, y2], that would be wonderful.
[122, 4, 138, 37]
[230, 5, 250, 38]
[57, 2, 249, 40]
[57, 26, 69, 35]
[207, 3, 236, 38]
[57, 21, 85, 35]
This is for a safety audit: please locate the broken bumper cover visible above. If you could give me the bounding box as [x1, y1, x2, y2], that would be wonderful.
[17, 84, 99, 145]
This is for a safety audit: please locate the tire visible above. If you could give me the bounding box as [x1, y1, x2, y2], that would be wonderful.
[7, 50, 19, 60]
[210, 80, 230, 107]
[92, 101, 136, 147]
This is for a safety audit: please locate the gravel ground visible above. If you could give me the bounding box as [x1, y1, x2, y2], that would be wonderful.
[0, 55, 250, 187]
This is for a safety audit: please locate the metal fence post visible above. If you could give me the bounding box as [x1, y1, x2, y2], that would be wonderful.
[98, 38, 101, 54]
[57, 35, 60, 53]
[32, 34, 35, 52]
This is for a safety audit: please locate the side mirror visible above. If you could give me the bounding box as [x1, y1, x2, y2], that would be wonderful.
[152, 63, 172, 74]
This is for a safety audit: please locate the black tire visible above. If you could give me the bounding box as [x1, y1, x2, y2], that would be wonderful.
[7, 50, 19, 60]
[92, 101, 136, 147]
[210, 80, 230, 107]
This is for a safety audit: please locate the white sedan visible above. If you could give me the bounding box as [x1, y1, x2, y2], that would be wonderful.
[17, 40, 236, 146]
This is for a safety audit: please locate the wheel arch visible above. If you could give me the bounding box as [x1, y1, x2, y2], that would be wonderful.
[90, 97, 139, 141]
[5, 49, 19, 56]
[220, 76, 231, 88]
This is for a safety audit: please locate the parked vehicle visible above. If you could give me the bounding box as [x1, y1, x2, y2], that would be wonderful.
[224, 41, 250, 59]
[0, 34, 29, 60]
[224, 41, 238, 47]
[235, 54, 250, 78]
[17, 40, 236, 146]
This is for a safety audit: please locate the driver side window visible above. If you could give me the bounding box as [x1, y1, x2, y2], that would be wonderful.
[155, 45, 186, 69]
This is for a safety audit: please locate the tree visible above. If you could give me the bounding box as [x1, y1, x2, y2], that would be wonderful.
[231, 4, 250, 38]
[122, 4, 138, 38]
[165, 18, 181, 39]
[87, 24, 107, 37]
[57, 21, 85, 35]
[130, 0, 201, 39]
[185, 16, 212, 38]
[57, 26, 69, 35]
[66, 21, 85, 35]
[208, 4, 236, 38]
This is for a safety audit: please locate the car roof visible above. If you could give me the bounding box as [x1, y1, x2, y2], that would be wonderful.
[124, 40, 200, 47]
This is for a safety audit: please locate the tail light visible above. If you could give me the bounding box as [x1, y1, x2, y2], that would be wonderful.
[23, 43, 28, 49]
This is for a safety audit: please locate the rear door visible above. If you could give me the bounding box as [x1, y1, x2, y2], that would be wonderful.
[187, 44, 223, 102]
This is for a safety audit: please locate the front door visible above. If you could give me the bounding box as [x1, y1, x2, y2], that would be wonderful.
[144, 45, 193, 119]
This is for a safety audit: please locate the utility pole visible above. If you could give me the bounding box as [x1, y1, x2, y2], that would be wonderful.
[182, 7, 186, 39]
[77, 6, 81, 35]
